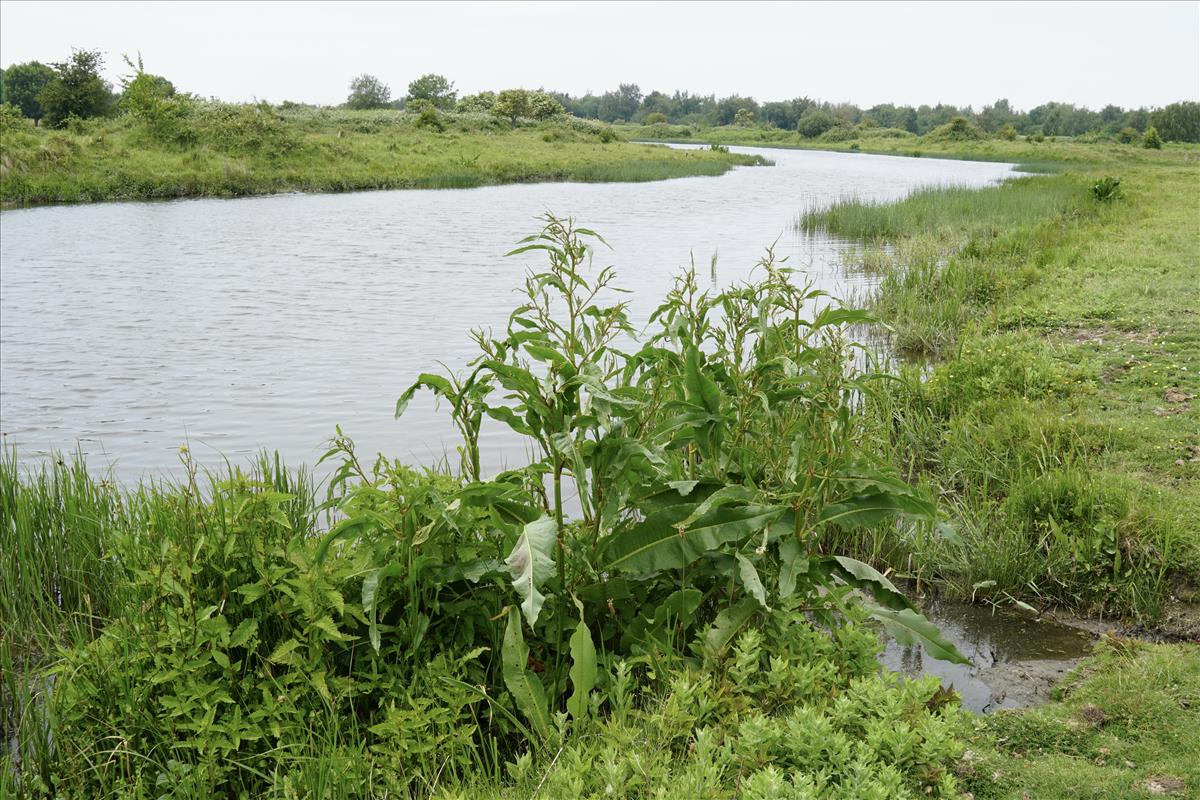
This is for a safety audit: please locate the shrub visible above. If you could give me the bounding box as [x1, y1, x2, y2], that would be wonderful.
[997, 123, 1017, 140]
[1090, 176, 1121, 202]
[1117, 126, 1140, 144]
[927, 116, 986, 141]
[797, 109, 836, 138]
[1143, 125, 1162, 149]
[642, 111, 668, 125]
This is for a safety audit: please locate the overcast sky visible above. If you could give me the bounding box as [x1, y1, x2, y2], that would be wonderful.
[1, 1, 1197, 110]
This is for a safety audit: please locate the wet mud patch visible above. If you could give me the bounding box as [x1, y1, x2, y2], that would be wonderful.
[878, 600, 1095, 713]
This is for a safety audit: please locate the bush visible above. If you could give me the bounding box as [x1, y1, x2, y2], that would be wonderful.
[997, 123, 1017, 140]
[1143, 125, 1162, 149]
[642, 111, 668, 125]
[1117, 126, 1140, 144]
[797, 109, 836, 138]
[1090, 176, 1121, 202]
[927, 116, 986, 142]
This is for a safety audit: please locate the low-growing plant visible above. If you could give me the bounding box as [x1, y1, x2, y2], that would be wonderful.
[1090, 175, 1121, 202]
[1143, 125, 1163, 149]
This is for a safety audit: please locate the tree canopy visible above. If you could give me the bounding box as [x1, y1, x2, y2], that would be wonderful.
[406, 73, 456, 110]
[38, 49, 113, 128]
[2, 61, 56, 123]
[346, 74, 391, 110]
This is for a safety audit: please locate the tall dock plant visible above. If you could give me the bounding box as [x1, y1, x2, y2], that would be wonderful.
[381, 214, 968, 738]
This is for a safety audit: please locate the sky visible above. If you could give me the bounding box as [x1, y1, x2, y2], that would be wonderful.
[1, 1, 1197, 111]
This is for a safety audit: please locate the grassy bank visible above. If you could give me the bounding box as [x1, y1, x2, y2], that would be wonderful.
[0, 105, 761, 206]
[964, 638, 1200, 799]
[799, 141, 1199, 619]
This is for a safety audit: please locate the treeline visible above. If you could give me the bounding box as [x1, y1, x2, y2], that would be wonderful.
[4, 50, 1198, 143]
[551, 85, 1200, 142]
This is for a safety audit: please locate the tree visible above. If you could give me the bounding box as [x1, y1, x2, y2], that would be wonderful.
[491, 89, 562, 125]
[2, 61, 55, 124]
[39, 49, 113, 128]
[1143, 125, 1162, 149]
[406, 73, 456, 110]
[796, 109, 835, 138]
[1149, 101, 1200, 143]
[346, 74, 391, 110]
[733, 107, 755, 126]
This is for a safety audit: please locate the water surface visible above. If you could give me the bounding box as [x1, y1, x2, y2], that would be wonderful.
[0, 146, 1014, 482]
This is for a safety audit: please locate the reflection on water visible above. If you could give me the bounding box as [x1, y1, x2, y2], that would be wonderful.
[1, 146, 1014, 483]
[879, 600, 1094, 713]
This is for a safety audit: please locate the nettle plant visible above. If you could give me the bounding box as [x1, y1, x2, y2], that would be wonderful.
[327, 213, 967, 743]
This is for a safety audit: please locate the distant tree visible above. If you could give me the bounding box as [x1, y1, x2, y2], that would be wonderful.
[118, 53, 175, 108]
[1149, 101, 1200, 143]
[346, 74, 391, 109]
[997, 123, 1017, 140]
[796, 109, 835, 138]
[456, 91, 496, 114]
[1118, 126, 1140, 144]
[642, 111, 668, 125]
[1143, 125, 1162, 149]
[2, 61, 55, 124]
[733, 107, 755, 126]
[406, 73, 456, 110]
[492, 89, 531, 125]
[597, 83, 641, 122]
[39, 49, 113, 128]
[491, 89, 563, 125]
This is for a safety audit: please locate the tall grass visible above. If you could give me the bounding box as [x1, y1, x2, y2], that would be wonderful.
[799, 147, 1200, 618]
[799, 176, 1084, 242]
[0, 106, 762, 206]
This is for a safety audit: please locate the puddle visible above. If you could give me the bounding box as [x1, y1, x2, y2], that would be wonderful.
[879, 600, 1095, 713]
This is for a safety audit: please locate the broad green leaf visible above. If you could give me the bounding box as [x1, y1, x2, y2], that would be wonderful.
[736, 552, 769, 609]
[807, 306, 875, 330]
[867, 606, 972, 666]
[363, 562, 404, 652]
[505, 516, 557, 626]
[502, 608, 551, 738]
[604, 503, 784, 575]
[229, 618, 258, 649]
[566, 599, 597, 722]
[777, 538, 807, 599]
[703, 599, 759, 660]
[826, 555, 912, 611]
[314, 515, 372, 563]
[684, 346, 721, 415]
[395, 373, 453, 418]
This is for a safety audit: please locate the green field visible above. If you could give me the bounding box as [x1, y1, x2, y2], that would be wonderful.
[0, 105, 761, 206]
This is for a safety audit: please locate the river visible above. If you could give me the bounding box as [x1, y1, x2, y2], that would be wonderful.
[0, 145, 1015, 483]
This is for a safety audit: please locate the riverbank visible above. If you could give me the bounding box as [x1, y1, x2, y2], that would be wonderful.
[0, 106, 761, 206]
[796, 140, 1200, 621]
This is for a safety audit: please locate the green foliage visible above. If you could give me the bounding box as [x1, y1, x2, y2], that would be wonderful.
[37, 49, 113, 128]
[1142, 125, 1162, 149]
[733, 107, 755, 126]
[927, 116, 986, 142]
[1, 61, 55, 123]
[642, 110, 668, 124]
[1090, 175, 1121, 202]
[456, 91, 496, 114]
[1116, 126, 1139, 144]
[1149, 100, 1199, 143]
[407, 73, 457, 110]
[1, 213, 976, 796]
[345, 73, 391, 110]
[997, 122, 1017, 140]
[491, 89, 565, 125]
[118, 54, 194, 145]
[797, 109, 836, 138]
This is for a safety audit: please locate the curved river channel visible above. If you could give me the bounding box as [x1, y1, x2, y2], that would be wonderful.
[1, 145, 1015, 483]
